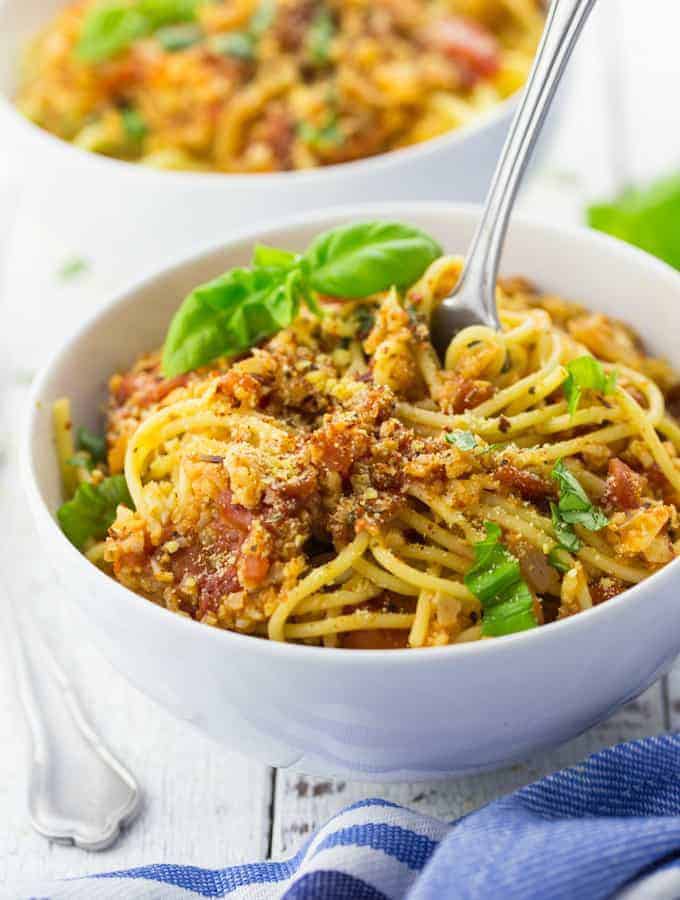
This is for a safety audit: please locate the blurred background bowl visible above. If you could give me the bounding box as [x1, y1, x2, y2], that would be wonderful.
[0, 0, 562, 279]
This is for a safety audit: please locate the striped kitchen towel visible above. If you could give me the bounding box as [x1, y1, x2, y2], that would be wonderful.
[24, 733, 680, 900]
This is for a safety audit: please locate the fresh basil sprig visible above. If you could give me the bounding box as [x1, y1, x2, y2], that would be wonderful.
[58, 475, 134, 550]
[76, 0, 202, 63]
[588, 172, 680, 272]
[464, 522, 538, 637]
[162, 221, 442, 376]
[550, 459, 608, 552]
[563, 356, 617, 418]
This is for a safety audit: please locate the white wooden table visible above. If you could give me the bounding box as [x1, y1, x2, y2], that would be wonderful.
[2, 0, 679, 886]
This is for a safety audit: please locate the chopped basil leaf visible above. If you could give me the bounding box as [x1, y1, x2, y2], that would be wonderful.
[563, 355, 617, 417]
[550, 459, 608, 550]
[156, 22, 202, 50]
[464, 522, 538, 637]
[307, 8, 335, 65]
[547, 548, 571, 574]
[76, 0, 202, 63]
[67, 452, 95, 472]
[298, 115, 343, 150]
[57, 475, 133, 550]
[550, 501, 581, 553]
[445, 430, 478, 451]
[76, 426, 107, 462]
[57, 256, 90, 281]
[213, 32, 255, 59]
[481, 581, 537, 637]
[121, 107, 148, 142]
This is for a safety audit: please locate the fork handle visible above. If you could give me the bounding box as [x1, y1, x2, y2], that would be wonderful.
[458, 0, 599, 328]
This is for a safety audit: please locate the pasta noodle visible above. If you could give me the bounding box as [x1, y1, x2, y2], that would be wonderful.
[17, 0, 543, 173]
[55, 254, 680, 649]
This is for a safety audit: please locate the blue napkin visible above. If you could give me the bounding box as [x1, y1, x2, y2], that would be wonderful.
[27, 734, 680, 899]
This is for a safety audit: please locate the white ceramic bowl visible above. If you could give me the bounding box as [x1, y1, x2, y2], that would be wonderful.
[0, 0, 555, 271]
[23, 203, 680, 782]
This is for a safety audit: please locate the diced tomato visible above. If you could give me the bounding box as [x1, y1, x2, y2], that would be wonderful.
[427, 16, 500, 81]
[602, 459, 643, 511]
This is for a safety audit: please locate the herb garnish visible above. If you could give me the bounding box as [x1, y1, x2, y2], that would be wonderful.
[563, 356, 617, 417]
[549, 459, 608, 552]
[76, 0, 203, 63]
[306, 7, 335, 65]
[58, 475, 133, 550]
[162, 221, 442, 376]
[57, 256, 90, 281]
[211, 0, 274, 60]
[121, 107, 148, 142]
[464, 522, 538, 637]
[588, 173, 680, 271]
[445, 430, 478, 451]
[76, 426, 107, 462]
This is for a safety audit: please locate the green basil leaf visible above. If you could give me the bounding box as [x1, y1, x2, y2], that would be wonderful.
[156, 22, 202, 50]
[304, 221, 442, 297]
[211, 31, 254, 59]
[465, 522, 521, 607]
[444, 430, 478, 451]
[307, 8, 335, 65]
[252, 245, 299, 269]
[76, 0, 201, 63]
[550, 501, 581, 553]
[563, 355, 617, 417]
[76, 3, 148, 63]
[162, 266, 299, 376]
[298, 116, 343, 151]
[547, 547, 571, 574]
[465, 522, 538, 636]
[76, 426, 107, 462]
[588, 173, 680, 272]
[137, 0, 201, 29]
[481, 581, 537, 637]
[550, 459, 608, 542]
[67, 452, 96, 472]
[122, 107, 148, 142]
[57, 475, 133, 550]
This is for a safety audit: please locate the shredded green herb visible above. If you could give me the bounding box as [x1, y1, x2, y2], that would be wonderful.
[549, 459, 608, 552]
[563, 355, 617, 418]
[464, 522, 538, 637]
[445, 430, 478, 451]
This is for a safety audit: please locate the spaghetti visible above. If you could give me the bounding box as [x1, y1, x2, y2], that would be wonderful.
[18, 0, 543, 173]
[56, 256, 680, 649]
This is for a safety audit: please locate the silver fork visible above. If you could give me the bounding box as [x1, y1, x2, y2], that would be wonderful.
[430, 0, 598, 359]
[8, 596, 141, 850]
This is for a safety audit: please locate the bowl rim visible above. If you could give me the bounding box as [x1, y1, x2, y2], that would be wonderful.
[0, 82, 520, 186]
[22, 200, 680, 666]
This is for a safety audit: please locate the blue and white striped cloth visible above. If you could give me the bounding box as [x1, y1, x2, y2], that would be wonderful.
[26, 734, 680, 899]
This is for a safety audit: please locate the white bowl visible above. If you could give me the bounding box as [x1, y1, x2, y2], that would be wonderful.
[23, 203, 680, 782]
[0, 0, 554, 271]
